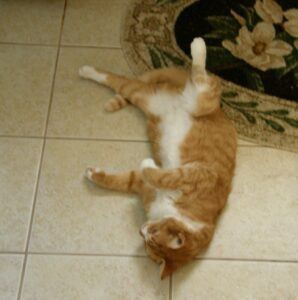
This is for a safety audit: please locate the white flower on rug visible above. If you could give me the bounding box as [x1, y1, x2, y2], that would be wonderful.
[254, 0, 283, 24]
[283, 9, 298, 38]
[222, 22, 293, 71]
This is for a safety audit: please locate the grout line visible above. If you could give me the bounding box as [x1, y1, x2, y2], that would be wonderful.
[0, 41, 57, 47]
[16, 1, 68, 299]
[0, 252, 24, 256]
[169, 275, 173, 300]
[60, 44, 122, 50]
[195, 257, 298, 264]
[28, 252, 147, 258]
[0, 133, 277, 149]
[10, 250, 297, 264]
[45, 136, 150, 143]
[0, 42, 121, 50]
[16, 139, 46, 300]
[0, 135, 43, 140]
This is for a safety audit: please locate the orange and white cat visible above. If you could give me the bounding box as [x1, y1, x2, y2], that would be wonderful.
[80, 38, 237, 279]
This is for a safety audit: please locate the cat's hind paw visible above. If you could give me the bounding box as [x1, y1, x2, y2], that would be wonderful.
[140, 158, 158, 170]
[104, 95, 129, 112]
[79, 65, 96, 79]
[191, 37, 206, 68]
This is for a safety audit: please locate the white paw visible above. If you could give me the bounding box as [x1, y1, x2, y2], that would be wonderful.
[140, 158, 158, 170]
[79, 65, 107, 83]
[79, 65, 96, 79]
[191, 37, 206, 67]
[84, 167, 101, 181]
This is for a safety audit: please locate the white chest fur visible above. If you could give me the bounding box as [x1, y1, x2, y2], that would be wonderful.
[147, 190, 181, 220]
[148, 92, 192, 169]
[145, 90, 205, 232]
[147, 190, 205, 232]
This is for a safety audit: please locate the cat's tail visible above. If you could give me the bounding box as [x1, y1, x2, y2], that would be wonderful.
[189, 38, 221, 117]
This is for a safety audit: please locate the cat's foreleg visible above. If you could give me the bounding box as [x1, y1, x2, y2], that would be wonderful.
[141, 158, 218, 193]
[85, 167, 155, 210]
[85, 167, 144, 194]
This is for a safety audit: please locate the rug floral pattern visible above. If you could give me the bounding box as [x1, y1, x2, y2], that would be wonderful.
[121, 0, 298, 152]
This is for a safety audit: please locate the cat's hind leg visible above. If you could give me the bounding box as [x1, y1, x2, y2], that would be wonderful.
[191, 37, 207, 70]
[79, 65, 108, 83]
[79, 66, 129, 112]
[104, 94, 129, 112]
[79, 65, 152, 115]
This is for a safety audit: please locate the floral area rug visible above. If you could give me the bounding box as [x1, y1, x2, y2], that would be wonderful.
[121, 0, 298, 152]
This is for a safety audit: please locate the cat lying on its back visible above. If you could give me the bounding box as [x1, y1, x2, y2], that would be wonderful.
[80, 38, 237, 279]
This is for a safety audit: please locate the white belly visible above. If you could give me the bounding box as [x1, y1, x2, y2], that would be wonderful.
[148, 92, 192, 169]
[159, 110, 191, 168]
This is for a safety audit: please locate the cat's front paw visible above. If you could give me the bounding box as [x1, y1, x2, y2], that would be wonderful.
[84, 167, 101, 181]
[140, 158, 158, 170]
[79, 65, 96, 79]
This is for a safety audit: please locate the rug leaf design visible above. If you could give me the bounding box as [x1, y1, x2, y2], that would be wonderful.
[159, 48, 185, 66]
[239, 110, 257, 124]
[222, 91, 298, 132]
[283, 117, 298, 128]
[122, 0, 298, 151]
[261, 118, 285, 132]
[207, 46, 244, 70]
[276, 51, 298, 79]
[148, 47, 162, 68]
[244, 70, 265, 92]
[236, 4, 257, 30]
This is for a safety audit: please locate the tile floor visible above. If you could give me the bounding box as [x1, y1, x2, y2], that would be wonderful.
[0, 1, 297, 299]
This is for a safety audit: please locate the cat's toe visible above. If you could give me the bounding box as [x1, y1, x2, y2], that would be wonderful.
[85, 167, 101, 180]
[85, 167, 95, 180]
[79, 65, 95, 78]
[140, 158, 158, 170]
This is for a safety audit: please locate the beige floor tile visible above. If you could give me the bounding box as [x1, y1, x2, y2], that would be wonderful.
[0, 138, 42, 251]
[62, 0, 128, 47]
[0, 255, 23, 300]
[0, 0, 64, 44]
[22, 255, 168, 300]
[172, 260, 298, 300]
[47, 47, 146, 140]
[204, 147, 298, 260]
[30, 139, 150, 254]
[0, 45, 57, 136]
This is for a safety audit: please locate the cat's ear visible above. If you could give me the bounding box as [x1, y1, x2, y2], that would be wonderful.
[160, 259, 178, 279]
[167, 233, 185, 249]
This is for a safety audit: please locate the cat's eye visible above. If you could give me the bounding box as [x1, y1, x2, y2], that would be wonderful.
[149, 228, 158, 234]
[177, 237, 183, 245]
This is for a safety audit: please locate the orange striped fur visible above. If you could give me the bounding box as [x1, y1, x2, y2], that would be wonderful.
[81, 38, 237, 279]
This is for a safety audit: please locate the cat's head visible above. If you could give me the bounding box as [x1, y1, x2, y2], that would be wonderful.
[140, 218, 212, 279]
